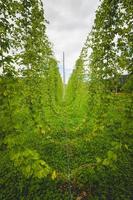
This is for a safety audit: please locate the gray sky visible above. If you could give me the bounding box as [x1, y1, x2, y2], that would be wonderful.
[43, 0, 100, 82]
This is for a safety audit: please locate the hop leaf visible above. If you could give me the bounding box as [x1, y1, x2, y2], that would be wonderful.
[96, 157, 101, 164]
[51, 170, 57, 180]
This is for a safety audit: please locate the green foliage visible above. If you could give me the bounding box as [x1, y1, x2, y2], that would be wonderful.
[10, 149, 51, 178]
[65, 0, 133, 199]
[0, 0, 133, 199]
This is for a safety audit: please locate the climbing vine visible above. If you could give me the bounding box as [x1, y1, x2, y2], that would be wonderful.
[0, 0, 132, 199]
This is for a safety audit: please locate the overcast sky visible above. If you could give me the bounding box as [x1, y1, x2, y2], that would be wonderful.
[43, 0, 100, 82]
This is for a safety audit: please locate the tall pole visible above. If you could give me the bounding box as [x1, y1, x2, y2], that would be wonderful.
[63, 52, 65, 98]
